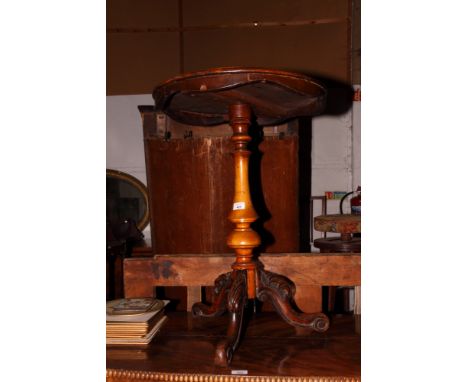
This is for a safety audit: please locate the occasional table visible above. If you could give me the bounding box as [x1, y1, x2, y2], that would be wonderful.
[153, 67, 330, 366]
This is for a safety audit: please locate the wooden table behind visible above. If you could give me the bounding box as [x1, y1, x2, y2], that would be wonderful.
[124, 253, 361, 313]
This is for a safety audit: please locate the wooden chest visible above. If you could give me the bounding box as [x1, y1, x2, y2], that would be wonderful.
[140, 106, 311, 254]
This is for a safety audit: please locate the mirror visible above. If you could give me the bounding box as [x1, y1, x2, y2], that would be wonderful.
[106, 169, 150, 231]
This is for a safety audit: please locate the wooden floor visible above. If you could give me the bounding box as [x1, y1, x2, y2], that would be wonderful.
[107, 311, 360, 381]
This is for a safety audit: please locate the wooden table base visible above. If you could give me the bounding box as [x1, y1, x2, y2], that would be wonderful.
[188, 103, 329, 366]
[193, 264, 329, 365]
[152, 70, 332, 367]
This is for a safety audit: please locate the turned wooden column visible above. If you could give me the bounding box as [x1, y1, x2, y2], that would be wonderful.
[227, 103, 260, 299]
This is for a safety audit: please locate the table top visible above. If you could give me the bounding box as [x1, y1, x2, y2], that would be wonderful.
[153, 67, 327, 126]
[107, 311, 360, 382]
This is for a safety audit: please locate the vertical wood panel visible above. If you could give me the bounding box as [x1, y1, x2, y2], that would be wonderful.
[183, 0, 349, 26]
[107, 0, 354, 94]
[145, 138, 216, 253]
[184, 24, 349, 83]
[295, 285, 322, 313]
[144, 135, 302, 253]
[142, 112, 303, 254]
[352, 0, 361, 83]
[107, 0, 179, 28]
[258, 136, 300, 252]
[107, 33, 180, 95]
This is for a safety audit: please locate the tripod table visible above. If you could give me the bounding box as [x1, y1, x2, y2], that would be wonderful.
[153, 67, 330, 366]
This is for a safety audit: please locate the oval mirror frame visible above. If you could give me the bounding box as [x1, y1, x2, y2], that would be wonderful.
[106, 169, 150, 231]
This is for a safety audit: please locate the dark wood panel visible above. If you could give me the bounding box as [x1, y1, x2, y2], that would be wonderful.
[123, 253, 361, 297]
[352, 0, 361, 84]
[183, 0, 350, 26]
[124, 252, 361, 314]
[257, 137, 299, 252]
[106, 0, 355, 94]
[184, 24, 350, 83]
[107, 0, 179, 29]
[107, 33, 180, 95]
[142, 112, 303, 254]
[144, 137, 231, 253]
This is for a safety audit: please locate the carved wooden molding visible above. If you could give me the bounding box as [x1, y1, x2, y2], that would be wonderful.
[107, 369, 360, 382]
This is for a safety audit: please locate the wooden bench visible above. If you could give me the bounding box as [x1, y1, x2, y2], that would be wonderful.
[124, 253, 360, 313]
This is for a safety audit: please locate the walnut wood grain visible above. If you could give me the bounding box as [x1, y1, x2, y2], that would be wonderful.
[192, 272, 232, 317]
[215, 270, 248, 365]
[141, 109, 302, 255]
[124, 253, 360, 314]
[257, 269, 329, 331]
[124, 253, 360, 288]
[152, 67, 326, 126]
[107, 311, 360, 380]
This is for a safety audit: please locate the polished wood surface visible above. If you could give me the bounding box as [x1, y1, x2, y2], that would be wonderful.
[225, 103, 260, 299]
[153, 67, 326, 126]
[107, 312, 360, 381]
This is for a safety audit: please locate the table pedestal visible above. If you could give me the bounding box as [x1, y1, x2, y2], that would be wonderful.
[192, 103, 329, 366]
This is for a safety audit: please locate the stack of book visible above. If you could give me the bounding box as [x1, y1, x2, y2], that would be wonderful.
[106, 298, 168, 345]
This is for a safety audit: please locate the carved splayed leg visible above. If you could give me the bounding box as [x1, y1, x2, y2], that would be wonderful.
[257, 269, 329, 332]
[214, 270, 248, 366]
[192, 272, 232, 317]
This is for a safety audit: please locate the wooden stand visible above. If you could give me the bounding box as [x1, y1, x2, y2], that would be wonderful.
[152, 67, 331, 366]
[192, 103, 328, 366]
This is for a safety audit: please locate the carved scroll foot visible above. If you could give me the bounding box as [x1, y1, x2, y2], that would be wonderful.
[192, 272, 232, 318]
[214, 270, 248, 366]
[257, 269, 329, 332]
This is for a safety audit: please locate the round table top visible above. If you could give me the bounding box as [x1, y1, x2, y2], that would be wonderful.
[314, 214, 361, 234]
[153, 67, 327, 126]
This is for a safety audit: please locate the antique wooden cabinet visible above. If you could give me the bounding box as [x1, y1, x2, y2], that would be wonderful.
[139, 106, 311, 255]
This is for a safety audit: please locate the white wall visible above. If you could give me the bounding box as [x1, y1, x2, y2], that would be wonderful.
[106, 94, 153, 238]
[106, 94, 153, 184]
[352, 86, 361, 190]
[106, 91, 361, 247]
[310, 86, 361, 248]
